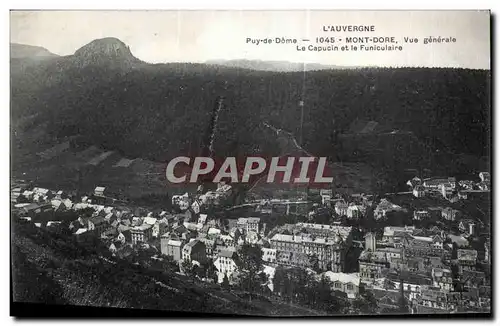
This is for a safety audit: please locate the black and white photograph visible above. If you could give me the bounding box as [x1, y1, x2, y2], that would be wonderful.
[9, 9, 492, 317]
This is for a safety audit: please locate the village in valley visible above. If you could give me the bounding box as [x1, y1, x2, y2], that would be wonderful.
[10, 166, 491, 314]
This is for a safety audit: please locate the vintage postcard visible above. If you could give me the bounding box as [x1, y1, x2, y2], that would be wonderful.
[10, 10, 491, 317]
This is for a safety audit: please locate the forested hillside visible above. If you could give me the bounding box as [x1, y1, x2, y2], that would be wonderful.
[11, 38, 490, 173]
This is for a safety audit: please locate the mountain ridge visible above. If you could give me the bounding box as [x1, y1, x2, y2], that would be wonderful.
[10, 43, 58, 59]
[11, 39, 490, 72]
[205, 59, 359, 72]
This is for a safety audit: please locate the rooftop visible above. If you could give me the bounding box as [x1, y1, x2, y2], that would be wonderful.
[75, 228, 88, 235]
[143, 217, 157, 225]
[117, 225, 130, 233]
[33, 187, 50, 194]
[271, 232, 346, 245]
[383, 226, 415, 237]
[359, 250, 390, 263]
[90, 217, 107, 225]
[21, 203, 41, 210]
[458, 249, 478, 261]
[413, 236, 434, 242]
[376, 199, 406, 211]
[184, 222, 198, 231]
[208, 228, 221, 235]
[185, 239, 200, 248]
[218, 250, 237, 259]
[219, 234, 234, 242]
[133, 224, 153, 231]
[199, 238, 215, 246]
[448, 234, 469, 246]
[238, 217, 261, 224]
[423, 177, 456, 185]
[376, 247, 403, 254]
[167, 239, 183, 247]
[335, 201, 348, 208]
[322, 271, 360, 286]
[297, 223, 352, 236]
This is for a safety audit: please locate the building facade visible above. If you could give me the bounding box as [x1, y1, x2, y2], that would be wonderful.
[130, 224, 153, 245]
[322, 271, 360, 299]
[237, 217, 260, 234]
[214, 250, 241, 284]
[160, 235, 184, 261]
[182, 240, 207, 263]
[269, 224, 352, 272]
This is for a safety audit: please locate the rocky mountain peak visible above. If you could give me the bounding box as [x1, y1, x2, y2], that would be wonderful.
[73, 37, 141, 67]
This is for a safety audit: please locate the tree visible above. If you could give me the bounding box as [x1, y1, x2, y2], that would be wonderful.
[17, 195, 29, 203]
[315, 276, 334, 311]
[159, 254, 178, 271]
[193, 264, 205, 279]
[240, 244, 263, 273]
[309, 254, 320, 273]
[239, 244, 263, 292]
[303, 274, 319, 306]
[313, 276, 349, 314]
[397, 296, 410, 314]
[273, 266, 287, 297]
[452, 242, 458, 259]
[352, 290, 378, 314]
[288, 268, 309, 302]
[383, 278, 396, 290]
[204, 260, 216, 279]
[222, 273, 230, 289]
[256, 271, 269, 294]
[283, 274, 294, 300]
[181, 260, 195, 277]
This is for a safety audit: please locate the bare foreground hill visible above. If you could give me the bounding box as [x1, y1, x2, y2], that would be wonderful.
[11, 219, 326, 316]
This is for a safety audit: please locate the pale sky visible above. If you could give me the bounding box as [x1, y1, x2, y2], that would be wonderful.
[10, 10, 490, 69]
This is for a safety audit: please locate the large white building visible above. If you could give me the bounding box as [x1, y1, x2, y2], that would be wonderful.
[237, 217, 260, 234]
[321, 271, 360, 299]
[269, 224, 353, 272]
[214, 250, 241, 284]
[130, 224, 153, 245]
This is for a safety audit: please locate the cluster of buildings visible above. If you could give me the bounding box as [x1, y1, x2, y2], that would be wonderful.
[407, 172, 490, 201]
[159, 213, 266, 283]
[11, 182, 186, 257]
[171, 181, 234, 212]
[357, 224, 490, 313]
[11, 169, 491, 314]
[11, 181, 258, 287]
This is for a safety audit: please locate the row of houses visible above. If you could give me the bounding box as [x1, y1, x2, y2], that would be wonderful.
[357, 224, 490, 313]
